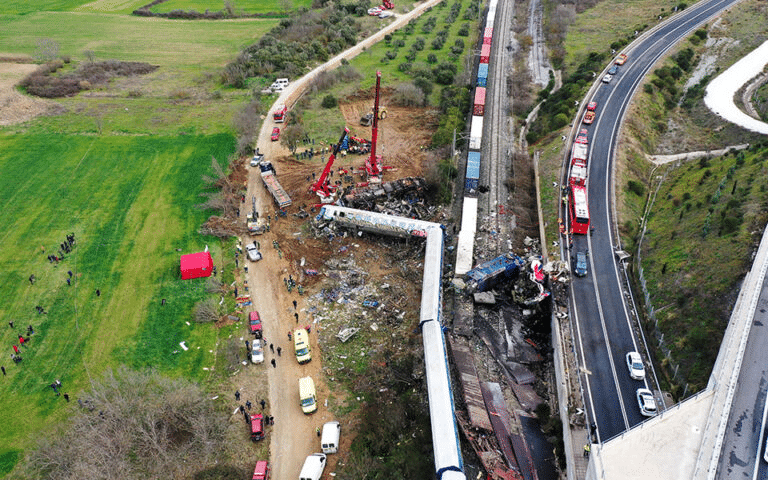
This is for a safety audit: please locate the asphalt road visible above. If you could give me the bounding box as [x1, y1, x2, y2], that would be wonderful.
[568, 0, 745, 442]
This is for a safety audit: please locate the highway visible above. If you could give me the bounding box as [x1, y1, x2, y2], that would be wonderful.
[568, 0, 745, 443]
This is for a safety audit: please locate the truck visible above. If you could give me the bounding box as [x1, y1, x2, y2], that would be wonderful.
[464, 253, 525, 293]
[257, 161, 292, 208]
[571, 142, 588, 164]
[273, 104, 287, 123]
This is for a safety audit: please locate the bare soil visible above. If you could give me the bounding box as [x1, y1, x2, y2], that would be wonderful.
[239, 92, 438, 479]
[0, 60, 63, 126]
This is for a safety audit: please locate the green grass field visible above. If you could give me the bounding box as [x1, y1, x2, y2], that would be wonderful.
[0, 133, 237, 471]
[149, 0, 313, 14]
[0, 12, 275, 68]
[564, 0, 682, 68]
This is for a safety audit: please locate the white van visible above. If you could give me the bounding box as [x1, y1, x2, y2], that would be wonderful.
[299, 376, 317, 414]
[298, 453, 326, 480]
[321, 421, 340, 454]
[275, 78, 289, 87]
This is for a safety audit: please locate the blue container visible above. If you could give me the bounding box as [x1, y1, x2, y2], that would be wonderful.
[465, 152, 481, 191]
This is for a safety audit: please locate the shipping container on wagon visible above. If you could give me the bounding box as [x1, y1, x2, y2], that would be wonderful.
[480, 44, 491, 64]
[465, 152, 481, 192]
[469, 116, 483, 150]
[477, 63, 488, 87]
[473, 88, 486, 116]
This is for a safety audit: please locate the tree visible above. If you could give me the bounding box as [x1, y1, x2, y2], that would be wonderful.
[321, 94, 338, 108]
[26, 368, 228, 480]
[34, 38, 60, 63]
[281, 124, 306, 153]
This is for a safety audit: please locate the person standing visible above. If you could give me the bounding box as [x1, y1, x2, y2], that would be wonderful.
[1, 366, 5, 376]
[270, 358, 276, 368]
[260, 399, 266, 410]
[235, 390, 241, 401]
[277, 347, 282, 356]
[245, 400, 252, 410]
[269, 343, 274, 353]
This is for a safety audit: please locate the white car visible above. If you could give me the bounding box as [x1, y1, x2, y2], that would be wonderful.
[250, 149, 264, 167]
[602, 74, 613, 84]
[625, 351, 645, 380]
[636, 388, 657, 417]
[378, 11, 393, 18]
[246, 243, 262, 262]
[367, 7, 382, 15]
[251, 340, 264, 364]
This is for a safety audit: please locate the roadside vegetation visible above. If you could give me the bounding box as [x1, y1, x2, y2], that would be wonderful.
[633, 145, 768, 394]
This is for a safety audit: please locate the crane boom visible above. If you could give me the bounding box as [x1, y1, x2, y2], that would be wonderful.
[366, 71, 383, 180]
[311, 127, 350, 200]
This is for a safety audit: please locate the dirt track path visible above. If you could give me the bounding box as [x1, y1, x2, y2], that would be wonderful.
[243, 2, 445, 477]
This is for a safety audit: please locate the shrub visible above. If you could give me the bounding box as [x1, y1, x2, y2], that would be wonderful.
[628, 180, 645, 196]
[427, 54, 438, 64]
[321, 94, 337, 108]
[457, 23, 470, 36]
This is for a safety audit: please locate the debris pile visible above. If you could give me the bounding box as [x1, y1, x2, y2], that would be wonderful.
[340, 176, 430, 216]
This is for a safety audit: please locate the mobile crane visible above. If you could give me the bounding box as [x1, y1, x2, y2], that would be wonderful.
[365, 71, 384, 184]
[310, 127, 350, 203]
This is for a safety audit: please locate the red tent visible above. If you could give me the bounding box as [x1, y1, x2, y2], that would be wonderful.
[180, 251, 213, 280]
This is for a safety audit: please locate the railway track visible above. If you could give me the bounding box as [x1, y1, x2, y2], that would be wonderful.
[481, 0, 515, 255]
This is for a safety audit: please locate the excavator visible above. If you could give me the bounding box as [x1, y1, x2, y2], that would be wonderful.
[310, 127, 351, 203]
[246, 196, 266, 234]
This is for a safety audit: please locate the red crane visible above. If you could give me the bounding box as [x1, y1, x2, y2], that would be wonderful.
[365, 71, 383, 183]
[310, 127, 350, 202]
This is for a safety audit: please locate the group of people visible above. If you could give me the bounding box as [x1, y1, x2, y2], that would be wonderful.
[46, 233, 76, 264]
[235, 390, 272, 426]
[7, 322, 34, 367]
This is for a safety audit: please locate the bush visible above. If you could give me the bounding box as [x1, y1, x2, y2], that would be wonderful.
[25, 368, 229, 479]
[193, 298, 221, 323]
[321, 94, 337, 108]
[457, 23, 469, 36]
[628, 180, 645, 196]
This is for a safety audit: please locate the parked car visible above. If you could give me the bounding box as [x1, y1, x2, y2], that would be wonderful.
[378, 11, 393, 17]
[250, 149, 264, 167]
[626, 351, 645, 380]
[587, 101, 598, 111]
[573, 252, 588, 277]
[636, 388, 658, 417]
[250, 413, 265, 441]
[368, 7, 382, 15]
[251, 341, 264, 364]
[575, 128, 589, 144]
[583, 111, 595, 124]
[615, 53, 628, 65]
[246, 243, 262, 262]
[602, 74, 613, 84]
[271, 127, 280, 141]
[252, 460, 270, 480]
[608, 65, 618, 75]
[249, 310, 263, 337]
